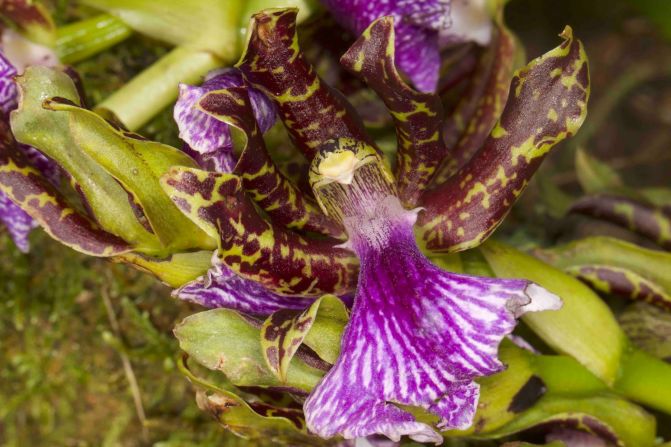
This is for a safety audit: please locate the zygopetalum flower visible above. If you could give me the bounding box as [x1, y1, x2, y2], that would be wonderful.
[302, 138, 560, 442]
[162, 7, 589, 441]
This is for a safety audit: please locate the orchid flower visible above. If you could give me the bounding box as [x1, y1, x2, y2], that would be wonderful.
[160, 7, 590, 442]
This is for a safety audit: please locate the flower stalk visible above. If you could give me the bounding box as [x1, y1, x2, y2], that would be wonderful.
[55, 14, 133, 64]
[95, 46, 223, 130]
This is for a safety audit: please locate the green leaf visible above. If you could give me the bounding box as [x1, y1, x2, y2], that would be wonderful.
[260, 295, 347, 381]
[175, 309, 325, 393]
[11, 66, 158, 252]
[534, 236, 671, 310]
[480, 240, 627, 385]
[43, 98, 215, 253]
[575, 147, 623, 194]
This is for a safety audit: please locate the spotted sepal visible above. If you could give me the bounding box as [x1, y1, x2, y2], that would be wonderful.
[570, 265, 671, 311]
[198, 86, 345, 239]
[236, 8, 373, 162]
[569, 194, 671, 250]
[434, 22, 516, 182]
[340, 17, 448, 207]
[0, 121, 129, 256]
[261, 295, 348, 381]
[174, 251, 316, 316]
[418, 27, 590, 252]
[533, 236, 671, 311]
[160, 167, 359, 296]
[0, 0, 55, 46]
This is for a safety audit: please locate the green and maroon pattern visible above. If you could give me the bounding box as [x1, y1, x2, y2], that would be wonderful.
[198, 86, 345, 239]
[340, 17, 448, 207]
[418, 27, 590, 252]
[566, 265, 671, 311]
[0, 121, 129, 256]
[261, 305, 319, 382]
[434, 23, 516, 182]
[236, 8, 373, 161]
[160, 167, 359, 296]
[569, 194, 671, 250]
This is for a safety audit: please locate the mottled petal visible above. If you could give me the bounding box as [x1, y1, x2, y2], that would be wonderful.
[305, 140, 560, 441]
[320, 0, 450, 92]
[174, 251, 314, 316]
[434, 21, 515, 182]
[0, 191, 35, 251]
[569, 194, 671, 251]
[174, 68, 276, 172]
[160, 167, 359, 296]
[340, 17, 448, 206]
[418, 27, 589, 252]
[237, 8, 374, 161]
[198, 86, 345, 238]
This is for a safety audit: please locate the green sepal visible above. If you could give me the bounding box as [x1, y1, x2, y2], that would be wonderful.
[174, 308, 325, 393]
[43, 98, 215, 254]
[177, 355, 312, 445]
[534, 236, 671, 310]
[480, 240, 627, 385]
[10, 66, 157, 252]
[260, 295, 348, 381]
[113, 250, 212, 288]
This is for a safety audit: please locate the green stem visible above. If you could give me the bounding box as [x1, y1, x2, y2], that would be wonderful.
[95, 45, 223, 130]
[56, 14, 133, 64]
[614, 347, 671, 414]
